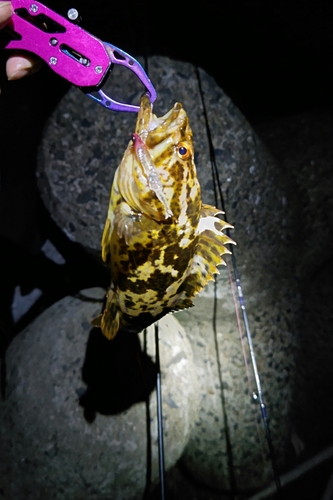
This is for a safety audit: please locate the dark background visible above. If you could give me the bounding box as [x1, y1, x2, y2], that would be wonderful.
[39, 0, 333, 121]
[0, 1, 333, 498]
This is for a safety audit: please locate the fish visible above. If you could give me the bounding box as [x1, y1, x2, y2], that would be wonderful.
[92, 94, 235, 340]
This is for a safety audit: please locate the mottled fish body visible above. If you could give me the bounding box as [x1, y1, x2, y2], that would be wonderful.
[93, 95, 235, 339]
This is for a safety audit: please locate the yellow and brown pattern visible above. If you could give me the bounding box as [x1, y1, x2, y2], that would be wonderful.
[92, 95, 235, 339]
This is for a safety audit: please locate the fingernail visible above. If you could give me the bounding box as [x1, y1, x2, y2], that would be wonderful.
[8, 59, 33, 80]
[7, 52, 43, 81]
[8, 68, 29, 80]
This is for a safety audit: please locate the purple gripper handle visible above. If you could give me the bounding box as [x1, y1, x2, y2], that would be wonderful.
[2, 0, 156, 112]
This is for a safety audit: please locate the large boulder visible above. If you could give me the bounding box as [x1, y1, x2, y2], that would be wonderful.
[255, 111, 333, 450]
[0, 290, 199, 500]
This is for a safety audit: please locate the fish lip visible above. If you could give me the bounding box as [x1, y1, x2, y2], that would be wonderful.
[135, 96, 187, 141]
[135, 94, 153, 138]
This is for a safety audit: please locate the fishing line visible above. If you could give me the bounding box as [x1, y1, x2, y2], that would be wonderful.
[226, 262, 267, 465]
[142, 50, 166, 498]
[194, 66, 282, 494]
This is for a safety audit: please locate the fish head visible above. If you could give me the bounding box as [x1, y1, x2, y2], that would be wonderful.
[117, 94, 199, 222]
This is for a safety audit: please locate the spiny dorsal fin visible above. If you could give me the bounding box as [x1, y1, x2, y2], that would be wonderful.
[176, 204, 235, 301]
[201, 203, 223, 217]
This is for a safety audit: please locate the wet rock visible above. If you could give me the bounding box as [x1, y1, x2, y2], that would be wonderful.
[176, 274, 298, 492]
[0, 291, 199, 500]
[255, 110, 333, 449]
[37, 56, 301, 492]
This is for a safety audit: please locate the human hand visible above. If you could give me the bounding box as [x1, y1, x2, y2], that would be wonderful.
[0, 1, 41, 80]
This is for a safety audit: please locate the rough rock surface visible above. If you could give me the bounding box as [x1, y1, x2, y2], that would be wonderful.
[176, 274, 297, 492]
[0, 290, 199, 500]
[37, 56, 301, 492]
[255, 110, 333, 450]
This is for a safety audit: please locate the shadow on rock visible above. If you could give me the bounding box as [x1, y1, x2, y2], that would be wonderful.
[79, 327, 156, 422]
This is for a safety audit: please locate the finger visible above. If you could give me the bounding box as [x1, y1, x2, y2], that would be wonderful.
[0, 1, 12, 29]
[6, 53, 43, 80]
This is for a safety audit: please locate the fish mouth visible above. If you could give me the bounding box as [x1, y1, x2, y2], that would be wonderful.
[135, 94, 189, 148]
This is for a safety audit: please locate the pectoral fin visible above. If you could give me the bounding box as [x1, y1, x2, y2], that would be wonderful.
[113, 202, 161, 245]
[101, 200, 161, 262]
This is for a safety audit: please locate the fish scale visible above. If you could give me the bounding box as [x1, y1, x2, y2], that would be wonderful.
[92, 95, 235, 340]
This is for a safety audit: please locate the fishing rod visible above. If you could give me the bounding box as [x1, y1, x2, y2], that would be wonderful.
[155, 322, 166, 500]
[194, 66, 282, 495]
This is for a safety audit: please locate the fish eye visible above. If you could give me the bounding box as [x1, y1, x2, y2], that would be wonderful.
[177, 143, 191, 159]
